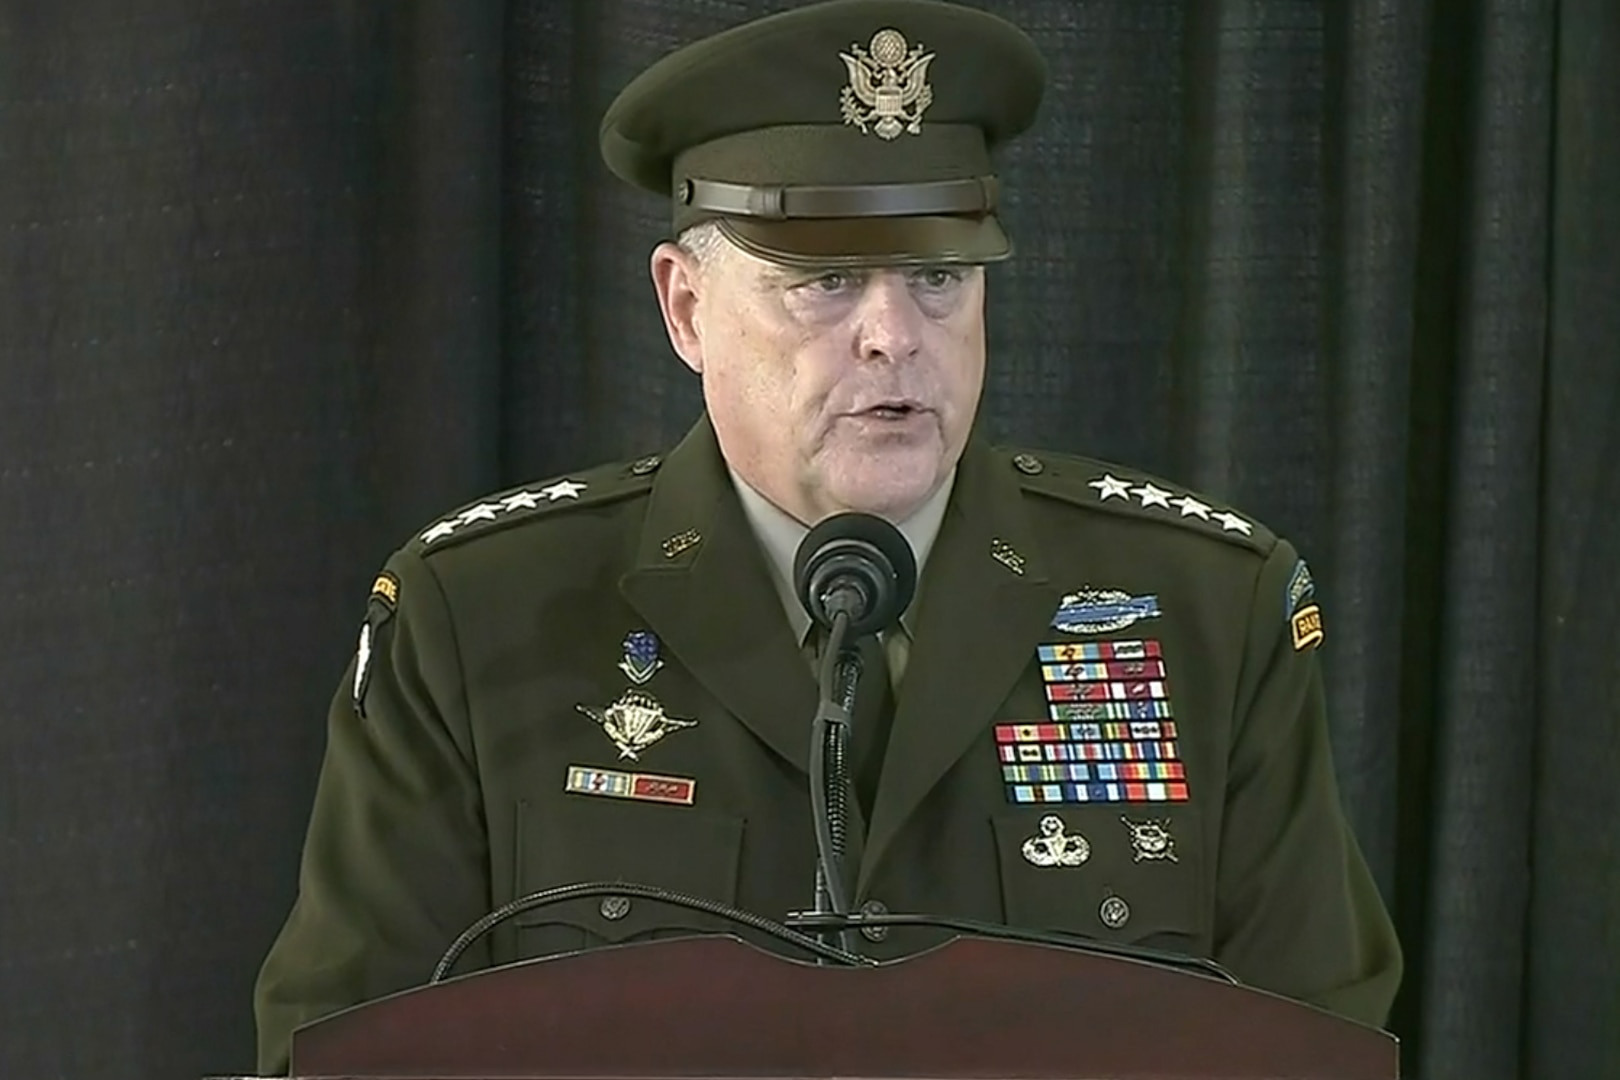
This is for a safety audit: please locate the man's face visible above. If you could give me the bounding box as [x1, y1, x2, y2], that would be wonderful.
[656, 236, 987, 525]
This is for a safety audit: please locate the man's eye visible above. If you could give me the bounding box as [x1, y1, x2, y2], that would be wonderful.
[914, 267, 964, 289]
[812, 272, 852, 292]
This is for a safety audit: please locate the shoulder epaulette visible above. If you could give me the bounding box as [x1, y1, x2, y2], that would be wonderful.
[998, 447, 1277, 555]
[405, 452, 665, 557]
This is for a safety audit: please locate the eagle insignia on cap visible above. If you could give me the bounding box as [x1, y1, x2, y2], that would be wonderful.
[840, 29, 934, 140]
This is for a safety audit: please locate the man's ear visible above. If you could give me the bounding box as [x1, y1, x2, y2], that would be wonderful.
[650, 242, 706, 374]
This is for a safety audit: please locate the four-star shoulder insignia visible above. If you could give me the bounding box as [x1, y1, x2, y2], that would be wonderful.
[1171, 494, 1211, 520]
[408, 454, 663, 556]
[1006, 449, 1274, 554]
[1089, 474, 1131, 501]
[421, 479, 591, 546]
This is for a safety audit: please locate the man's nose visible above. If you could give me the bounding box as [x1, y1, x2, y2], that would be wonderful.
[855, 273, 923, 362]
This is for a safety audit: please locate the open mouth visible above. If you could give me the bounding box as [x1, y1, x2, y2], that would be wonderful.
[862, 402, 922, 419]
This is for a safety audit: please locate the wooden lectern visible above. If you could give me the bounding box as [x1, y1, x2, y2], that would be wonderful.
[283, 933, 1399, 1079]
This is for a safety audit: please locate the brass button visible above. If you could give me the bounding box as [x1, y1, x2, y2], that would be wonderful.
[859, 898, 889, 943]
[1099, 894, 1130, 930]
[599, 895, 631, 921]
[1012, 453, 1044, 476]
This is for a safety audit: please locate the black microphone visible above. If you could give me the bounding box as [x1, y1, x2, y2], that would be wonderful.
[790, 512, 916, 954]
[793, 511, 918, 638]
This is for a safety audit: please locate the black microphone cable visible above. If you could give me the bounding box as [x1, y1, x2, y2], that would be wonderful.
[431, 881, 875, 983]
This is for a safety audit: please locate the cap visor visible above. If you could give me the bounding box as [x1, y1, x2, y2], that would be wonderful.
[717, 215, 1010, 268]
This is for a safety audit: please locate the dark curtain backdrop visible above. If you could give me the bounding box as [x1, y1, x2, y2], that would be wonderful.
[2, 1, 1615, 1077]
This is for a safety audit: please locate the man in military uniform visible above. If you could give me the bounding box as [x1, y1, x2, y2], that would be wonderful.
[253, 0, 1402, 1072]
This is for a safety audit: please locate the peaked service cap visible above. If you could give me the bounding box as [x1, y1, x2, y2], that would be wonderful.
[599, 0, 1047, 267]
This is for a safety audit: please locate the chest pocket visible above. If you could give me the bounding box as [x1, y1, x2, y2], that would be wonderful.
[992, 805, 1207, 956]
[511, 797, 745, 960]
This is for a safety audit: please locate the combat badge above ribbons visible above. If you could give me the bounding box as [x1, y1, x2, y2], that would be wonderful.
[1286, 558, 1324, 652]
[996, 638, 1190, 806]
[1052, 587, 1162, 635]
[577, 689, 696, 760]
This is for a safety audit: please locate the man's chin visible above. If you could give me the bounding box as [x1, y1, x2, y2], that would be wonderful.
[819, 462, 944, 522]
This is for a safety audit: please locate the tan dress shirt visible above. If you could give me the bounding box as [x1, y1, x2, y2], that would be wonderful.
[726, 468, 956, 690]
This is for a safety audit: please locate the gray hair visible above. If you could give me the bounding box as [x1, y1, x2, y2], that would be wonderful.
[675, 220, 730, 269]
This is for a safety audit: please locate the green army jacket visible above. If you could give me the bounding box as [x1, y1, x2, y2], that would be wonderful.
[253, 415, 1401, 1073]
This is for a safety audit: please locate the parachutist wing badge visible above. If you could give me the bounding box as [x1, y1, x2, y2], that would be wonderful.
[578, 689, 696, 760]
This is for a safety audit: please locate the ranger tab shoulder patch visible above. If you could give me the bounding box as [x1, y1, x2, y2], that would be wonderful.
[407, 454, 664, 556]
[1286, 557, 1324, 652]
[1002, 447, 1276, 555]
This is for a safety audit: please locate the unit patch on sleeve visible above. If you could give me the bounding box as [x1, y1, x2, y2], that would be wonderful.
[1286, 558, 1324, 652]
[995, 640, 1190, 805]
[370, 572, 400, 608]
[1291, 605, 1324, 651]
[352, 570, 401, 719]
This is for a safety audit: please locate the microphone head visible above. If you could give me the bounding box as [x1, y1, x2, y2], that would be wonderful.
[793, 511, 918, 638]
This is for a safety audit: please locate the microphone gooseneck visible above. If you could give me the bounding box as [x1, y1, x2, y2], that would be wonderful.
[807, 607, 856, 951]
[792, 512, 916, 955]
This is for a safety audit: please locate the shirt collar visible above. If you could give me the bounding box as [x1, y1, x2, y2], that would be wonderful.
[729, 467, 956, 646]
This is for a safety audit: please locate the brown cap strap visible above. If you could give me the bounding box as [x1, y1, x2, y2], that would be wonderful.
[680, 175, 999, 221]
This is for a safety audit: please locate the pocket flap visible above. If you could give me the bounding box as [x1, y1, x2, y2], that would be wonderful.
[514, 796, 744, 944]
[992, 806, 1205, 950]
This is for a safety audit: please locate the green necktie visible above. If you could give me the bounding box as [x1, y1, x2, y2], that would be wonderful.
[806, 626, 903, 820]
[849, 632, 897, 820]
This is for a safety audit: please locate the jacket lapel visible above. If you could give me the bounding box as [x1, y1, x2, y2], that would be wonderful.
[856, 437, 1062, 895]
[619, 417, 820, 776]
